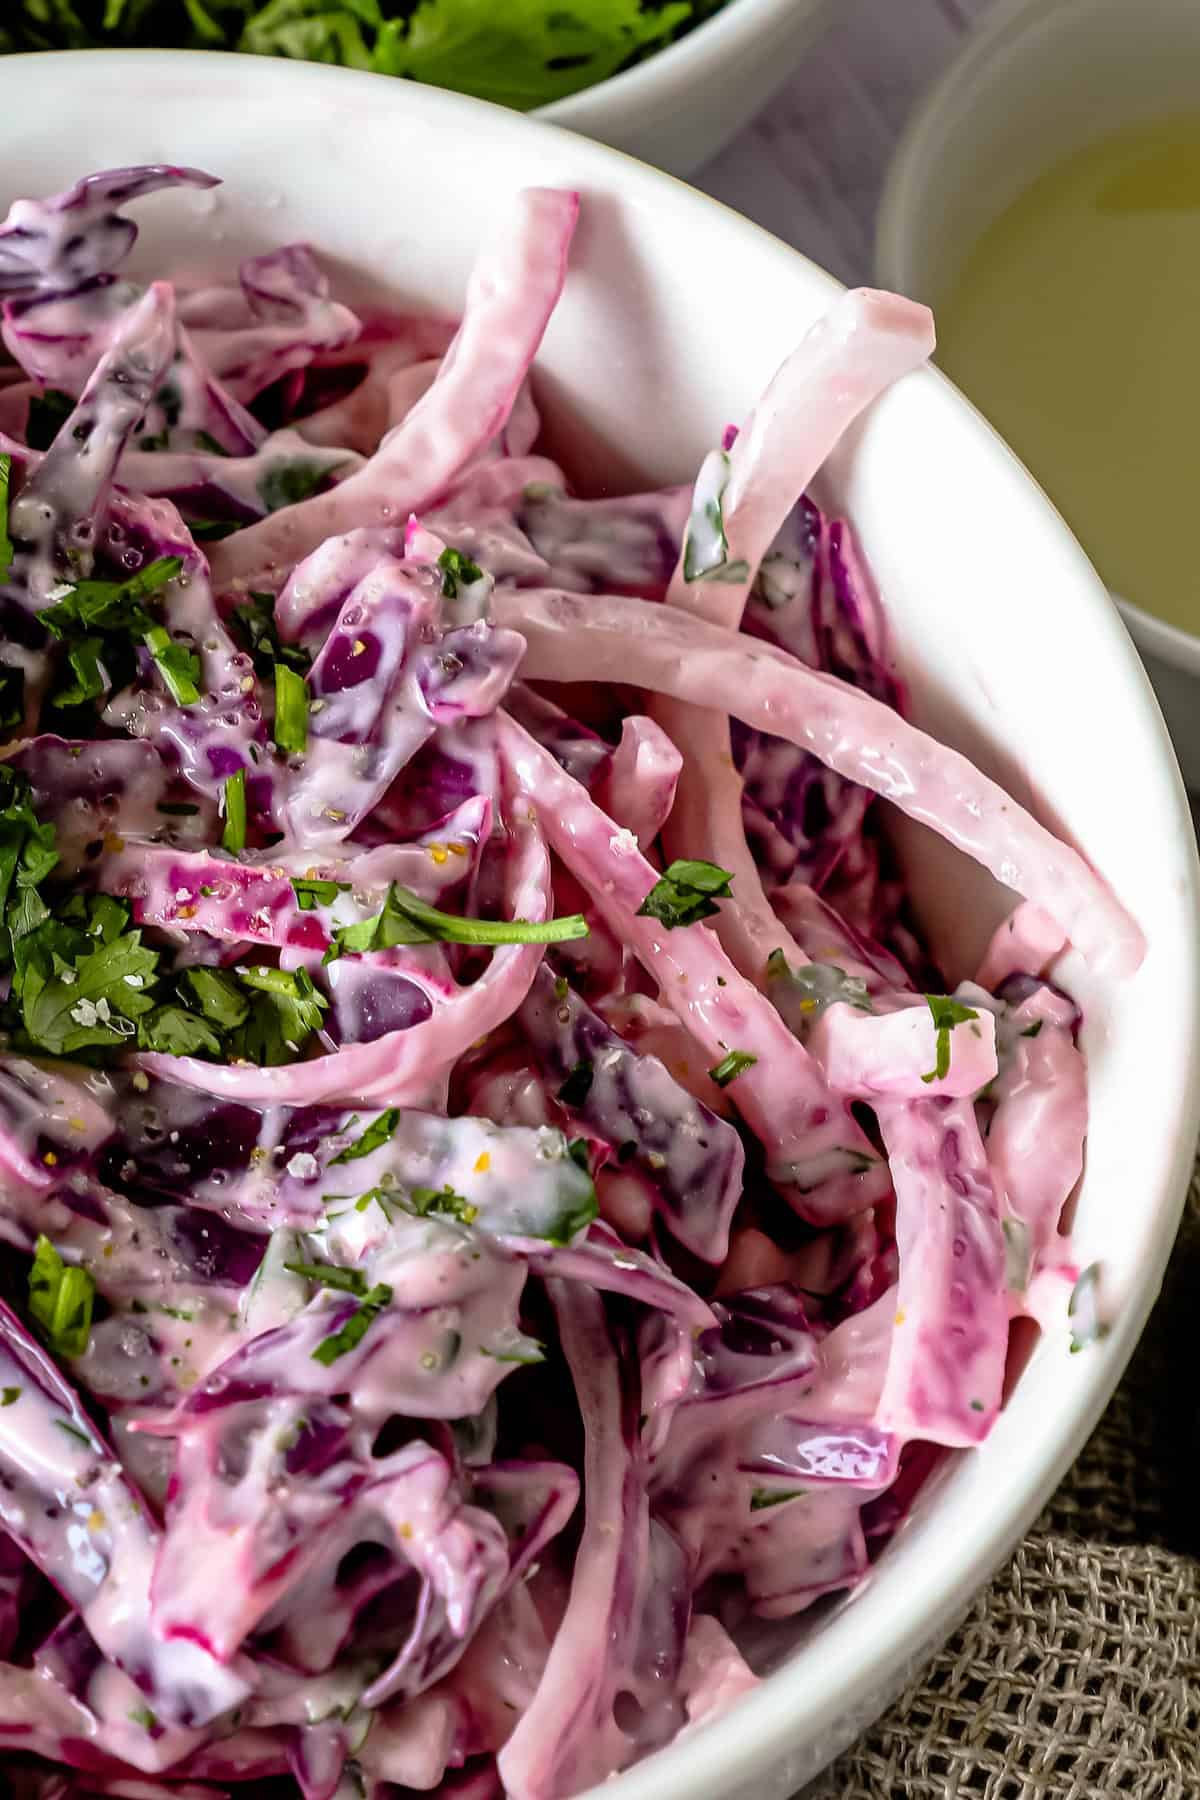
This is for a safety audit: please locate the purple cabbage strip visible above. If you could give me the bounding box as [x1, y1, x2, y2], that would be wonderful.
[0, 1300, 252, 1728]
[0, 166, 217, 298]
[519, 964, 744, 1264]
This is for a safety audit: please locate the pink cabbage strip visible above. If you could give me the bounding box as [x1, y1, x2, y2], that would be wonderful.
[494, 587, 1143, 976]
[875, 1095, 1007, 1445]
[497, 711, 887, 1208]
[135, 776, 552, 1104]
[210, 188, 579, 592]
[596, 713, 682, 848]
[809, 997, 998, 1099]
[655, 291, 934, 983]
[669, 289, 935, 631]
[497, 1284, 643, 1800]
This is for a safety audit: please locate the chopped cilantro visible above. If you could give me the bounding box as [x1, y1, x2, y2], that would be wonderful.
[228, 965, 327, 1066]
[409, 1183, 479, 1225]
[708, 1049, 757, 1087]
[311, 1283, 393, 1366]
[28, 1236, 95, 1358]
[636, 858, 733, 929]
[290, 877, 350, 911]
[0, 1387, 19, 1406]
[229, 590, 311, 680]
[920, 995, 980, 1084]
[258, 460, 336, 514]
[274, 662, 309, 755]
[331, 1108, 401, 1164]
[438, 544, 484, 597]
[221, 769, 247, 854]
[325, 882, 587, 959]
[284, 1260, 369, 1295]
[750, 1487, 807, 1512]
[1021, 1019, 1044, 1039]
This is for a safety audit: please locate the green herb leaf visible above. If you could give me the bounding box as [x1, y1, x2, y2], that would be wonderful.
[750, 1487, 806, 1512]
[331, 1107, 401, 1165]
[636, 858, 733, 929]
[311, 1282, 393, 1366]
[28, 1236, 95, 1358]
[557, 1060, 594, 1107]
[0, 1387, 19, 1406]
[229, 590, 311, 680]
[136, 1004, 224, 1057]
[284, 1260, 368, 1295]
[327, 881, 588, 958]
[177, 965, 250, 1031]
[18, 911, 158, 1057]
[290, 876, 350, 911]
[409, 1183, 479, 1225]
[920, 994, 980, 1084]
[258, 459, 336, 514]
[438, 544, 484, 597]
[221, 769, 247, 854]
[708, 1049, 757, 1088]
[1021, 1019, 1044, 1039]
[274, 661, 309, 754]
[228, 964, 327, 1066]
[143, 623, 201, 706]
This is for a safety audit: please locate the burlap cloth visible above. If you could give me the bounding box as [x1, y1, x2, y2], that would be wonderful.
[808, 1164, 1200, 1800]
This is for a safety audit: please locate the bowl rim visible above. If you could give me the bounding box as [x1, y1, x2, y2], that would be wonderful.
[0, 49, 1198, 1800]
[535, 0, 803, 124]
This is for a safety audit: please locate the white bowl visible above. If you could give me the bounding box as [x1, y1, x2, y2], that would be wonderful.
[875, 0, 1200, 789]
[536, 0, 835, 177]
[3, 49, 1198, 1800]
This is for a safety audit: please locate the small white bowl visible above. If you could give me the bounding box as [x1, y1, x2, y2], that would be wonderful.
[2, 49, 1198, 1800]
[537, 0, 835, 177]
[875, 0, 1200, 788]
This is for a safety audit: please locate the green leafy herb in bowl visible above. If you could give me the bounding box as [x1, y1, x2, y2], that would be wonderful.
[0, 0, 728, 111]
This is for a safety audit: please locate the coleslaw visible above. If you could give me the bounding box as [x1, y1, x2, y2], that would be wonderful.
[0, 165, 1136, 1800]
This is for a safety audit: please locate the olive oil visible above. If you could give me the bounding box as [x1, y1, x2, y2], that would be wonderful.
[934, 114, 1200, 635]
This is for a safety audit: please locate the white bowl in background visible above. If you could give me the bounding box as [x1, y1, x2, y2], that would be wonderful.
[2, 49, 1198, 1800]
[536, 0, 836, 176]
[875, 0, 1200, 789]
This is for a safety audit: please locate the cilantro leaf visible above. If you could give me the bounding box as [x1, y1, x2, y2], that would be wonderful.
[331, 1108, 401, 1165]
[438, 544, 484, 597]
[284, 1260, 368, 1295]
[227, 965, 327, 1066]
[750, 1487, 806, 1512]
[17, 913, 158, 1056]
[221, 769, 247, 854]
[371, 0, 692, 112]
[0, 662, 24, 733]
[176, 966, 250, 1031]
[708, 1049, 757, 1088]
[637, 858, 733, 929]
[136, 1004, 224, 1058]
[274, 661, 309, 754]
[326, 882, 587, 959]
[920, 994, 980, 1084]
[229, 591, 311, 680]
[28, 1236, 94, 1358]
[257, 459, 337, 514]
[311, 1283, 393, 1366]
[41, 557, 198, 712]
[291, 877, 351, 911]
[409, 1183, 479, 1225]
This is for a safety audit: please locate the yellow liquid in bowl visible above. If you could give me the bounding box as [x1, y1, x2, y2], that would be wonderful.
[934, 114, 1200, 636]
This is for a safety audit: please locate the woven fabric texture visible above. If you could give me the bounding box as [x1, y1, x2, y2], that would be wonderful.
[810, 1172, 1200, 1799]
